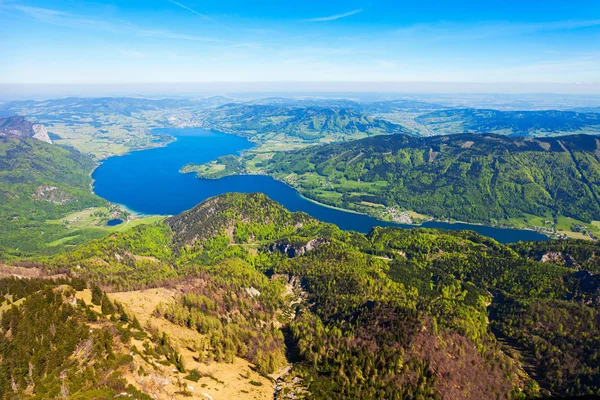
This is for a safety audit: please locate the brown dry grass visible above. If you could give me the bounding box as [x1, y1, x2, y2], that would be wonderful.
[110, 288, 274, 400]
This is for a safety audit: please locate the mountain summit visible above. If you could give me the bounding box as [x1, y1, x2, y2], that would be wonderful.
[0, 116, 52, 144]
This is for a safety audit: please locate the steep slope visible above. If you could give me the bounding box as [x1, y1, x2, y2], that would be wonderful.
[29, 193, 600, 398]
[0, 137, 107, 258]
[166, 192, 315, 247]
[0, 276, 271, 399]
[0, 116, 52, 143]
[263, 132, 600, 230]
[0, 278, 157, 399]
[416, 109, 600, 137]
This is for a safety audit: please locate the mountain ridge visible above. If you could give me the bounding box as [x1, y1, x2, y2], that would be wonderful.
[0, 116, 52, 144]
[20, 192, 600, 399]
[416, 108, 600, 137]
[258, 131, 600, 236]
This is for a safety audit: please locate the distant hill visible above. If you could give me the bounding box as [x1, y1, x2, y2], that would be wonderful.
[0, 116, 52, 143]
[198, 103, 411, 143]
[360, 99, 447, 113]
[416, 109, 600, 137]
[263, 132, 600, 229]
[572, 106, 600, 113]
[0, 96, 231, 118]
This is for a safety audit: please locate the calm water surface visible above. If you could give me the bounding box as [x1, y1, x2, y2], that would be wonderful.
[92, 128, 549, 243]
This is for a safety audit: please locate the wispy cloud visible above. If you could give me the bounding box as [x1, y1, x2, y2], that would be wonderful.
[137, 29, 225, 43]
[3, 3, 235, 45]
[305, 9, 362, 22]
[120, 49, 146, 58]
[395, 19, 600, 41]
[166, 0, 214, 22]
[12, 5, 69, 19]
[5, 4, 134, 32]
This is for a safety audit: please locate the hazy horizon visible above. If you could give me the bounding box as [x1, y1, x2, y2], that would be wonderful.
[2, 82, 600, 103]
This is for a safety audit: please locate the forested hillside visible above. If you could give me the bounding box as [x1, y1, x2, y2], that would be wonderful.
[4, 193, 596, 399]
[0, 137, 108, 258]
[263, 132, 600, 232]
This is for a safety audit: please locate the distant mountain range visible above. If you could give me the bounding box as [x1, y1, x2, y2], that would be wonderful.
[416, 109, 600, 137]
[2, 97, 599, 146]
[198, 101, 600, 139]
[0, 96, 232, 118]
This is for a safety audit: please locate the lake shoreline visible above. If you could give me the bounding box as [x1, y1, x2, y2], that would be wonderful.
[89, 132, 178, 217]
[187, 167, 552, 238]
[91, 128, 550, 243]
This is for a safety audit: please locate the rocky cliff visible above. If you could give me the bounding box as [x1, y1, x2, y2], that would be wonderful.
[0, 116, 52, 144]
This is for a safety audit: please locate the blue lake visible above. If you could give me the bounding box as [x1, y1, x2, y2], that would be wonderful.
[92, 128, 549, 243]
[106, 218, 124, 226]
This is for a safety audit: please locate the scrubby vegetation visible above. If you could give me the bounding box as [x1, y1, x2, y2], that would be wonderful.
[0, 277, 167, 399]
[156, 259, 288, 374]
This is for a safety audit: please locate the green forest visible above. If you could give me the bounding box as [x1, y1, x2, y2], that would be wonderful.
[2, 193, 597, 399]
[2, 110, 600, 399]
[0, 137, 108, 258]
[263, 132, 600, 230]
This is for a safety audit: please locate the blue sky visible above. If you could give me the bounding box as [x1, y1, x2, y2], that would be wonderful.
[0, 0, 599, 85]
